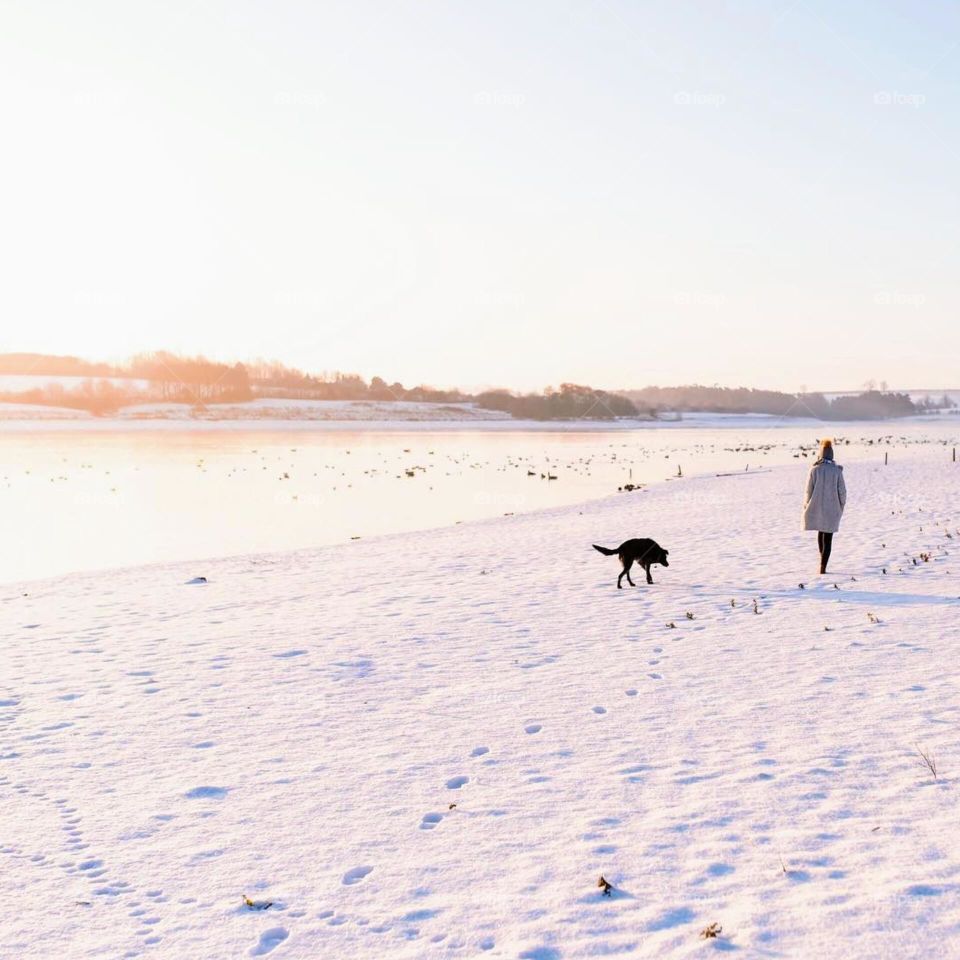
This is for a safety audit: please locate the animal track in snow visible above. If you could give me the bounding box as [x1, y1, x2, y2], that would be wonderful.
[471, 746, 489, 757]
[625, 689, 638, 697]
[342, 865, 374, 885]
[184, 786, 228, 800]
[78, 858, 106, 877]
[524, 724, 542, 734]
[250, 927, 289, 955]
[420, 813, 443, 830]
[592, 706, 606, 714]
[446, 775, 469, 789]
[622, 763, 653, 783]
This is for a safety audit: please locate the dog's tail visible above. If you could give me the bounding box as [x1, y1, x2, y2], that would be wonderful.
[592, 544, 618, 556]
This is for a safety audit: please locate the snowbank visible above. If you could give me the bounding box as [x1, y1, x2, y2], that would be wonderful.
[3, 461, 960, 957]
[0, 401, 91, 420]
[118, 399, 514, 422]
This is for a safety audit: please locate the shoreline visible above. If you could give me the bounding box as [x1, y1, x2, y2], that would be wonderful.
[3, 412, 956, 433]
[6, 431, 959, 588]
[5, 463, 743, 592]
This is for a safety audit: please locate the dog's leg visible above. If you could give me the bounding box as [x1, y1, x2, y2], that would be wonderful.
[623, 558, 636, 587]
[644, 563, 653, 585]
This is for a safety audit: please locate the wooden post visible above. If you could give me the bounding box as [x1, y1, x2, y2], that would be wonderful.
[953, 447, 956, 463]
[885, 451, 889, 466]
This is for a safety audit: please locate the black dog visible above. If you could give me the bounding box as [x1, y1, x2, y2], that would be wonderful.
[593, 539, 669, 588]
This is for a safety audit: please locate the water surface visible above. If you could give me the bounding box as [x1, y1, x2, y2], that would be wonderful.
[3, 421, 957, 583]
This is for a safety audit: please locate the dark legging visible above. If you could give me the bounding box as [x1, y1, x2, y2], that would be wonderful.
[818, 531, 834, 571]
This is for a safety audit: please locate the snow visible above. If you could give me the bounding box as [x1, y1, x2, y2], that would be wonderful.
[0, 392, 951, 430]
[0, 401, 91, 420]
[117, 400, 514, 423]
[3, 459, 960, 957]
[0, 411, 655, 433]
[0, 399, 516, 425]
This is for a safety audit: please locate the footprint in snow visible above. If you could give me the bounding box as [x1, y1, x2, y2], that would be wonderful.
[524, 724, 542, 735]
[184, 786, 228, 800]
[420, 813, 443, 830]
[648, 673, 662, 680]
[592, 706, 606, 714]
[625, 689, 638, 697]
[446, 776, 469, 790]
[342, 865, 374, 885]
[471, 746, 489, 757]
[250, 927, 289, 956]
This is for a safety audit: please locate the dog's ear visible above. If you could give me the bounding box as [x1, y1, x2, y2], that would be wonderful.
[663, 549, 669, 555]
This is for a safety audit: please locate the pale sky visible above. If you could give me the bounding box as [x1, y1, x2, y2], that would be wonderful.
[1, 0, 957, 392]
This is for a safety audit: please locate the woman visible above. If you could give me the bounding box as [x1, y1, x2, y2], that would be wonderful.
[803, 438, 847, 574]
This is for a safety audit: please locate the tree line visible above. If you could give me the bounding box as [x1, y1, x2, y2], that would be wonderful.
[624, 385, 929, 421]
[0, 353, 946, 421]
[476, 383, 639, 420]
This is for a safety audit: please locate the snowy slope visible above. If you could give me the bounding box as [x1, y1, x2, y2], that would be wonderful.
[3, 461, 960, 958]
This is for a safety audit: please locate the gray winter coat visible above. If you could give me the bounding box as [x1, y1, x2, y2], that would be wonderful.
[803, 459, 846, 533]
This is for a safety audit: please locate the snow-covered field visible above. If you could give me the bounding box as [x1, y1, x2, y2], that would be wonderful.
[0, 398, 514, 425]
[0, 401, 89, 421]
[118, 400, 515, 423]
[3, 460, 960, 958]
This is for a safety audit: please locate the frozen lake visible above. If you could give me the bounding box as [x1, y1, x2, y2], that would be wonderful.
[3, 419, 959, 584]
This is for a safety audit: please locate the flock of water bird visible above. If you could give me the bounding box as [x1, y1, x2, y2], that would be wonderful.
[5, 431, 958, 504]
